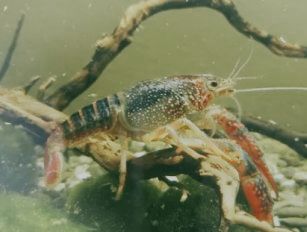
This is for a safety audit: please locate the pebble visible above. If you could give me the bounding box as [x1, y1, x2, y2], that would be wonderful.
[280, 179, 296, 190]
[279, 217, 307, 227]
[276, 207, 307, 217]
[67, 178, 82, 188]
[129, 141, 146, 152]
[276, 160, 288, 168]
[281, 167, 296, 179]
[151, 220, 159, 226]
[78, 156, 93, 164]
[145, 141, 169, 152]
[293, 171, 307, 184]
[53, 183, 66, 192]
[274, 173, 285, 184]
[279, 152, 302, 166]
[74, 165, 91, 180]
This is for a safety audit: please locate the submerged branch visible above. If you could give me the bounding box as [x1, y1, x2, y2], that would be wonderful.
[0, 87, 66, 143]
[127, 147, 200, 182]
[242, 115, 307, 158]
[45, 0, 307, 111]
[0, 14, 25, 81]
[212, 0, 307, 58]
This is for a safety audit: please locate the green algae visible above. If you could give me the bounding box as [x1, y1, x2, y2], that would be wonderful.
[0, 192, 90, 232]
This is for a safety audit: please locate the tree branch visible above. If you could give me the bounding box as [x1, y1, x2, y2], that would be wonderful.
[126, 147, 201, 182]
[212, 0, 307, 58]
[45, 0, 307, 111]
[242, 115, 307, 158]
[0, 87, 66, 143]
[0, 14, 25, 82]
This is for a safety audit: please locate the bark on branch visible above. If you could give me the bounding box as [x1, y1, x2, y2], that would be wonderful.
[45, 0, 307, 110]
[0, 87, 66, 143]
[243, 116, 307, 158]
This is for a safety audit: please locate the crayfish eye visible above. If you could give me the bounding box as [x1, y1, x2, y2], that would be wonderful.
[208, 80, 218, 89]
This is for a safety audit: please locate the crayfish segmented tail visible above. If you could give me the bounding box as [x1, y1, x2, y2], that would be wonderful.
[44, 94, 121, 186]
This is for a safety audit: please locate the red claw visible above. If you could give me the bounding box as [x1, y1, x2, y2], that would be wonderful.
[217, 140, 274, 223]
[212, 108, 278, 197]
[241, 174, 273, 223]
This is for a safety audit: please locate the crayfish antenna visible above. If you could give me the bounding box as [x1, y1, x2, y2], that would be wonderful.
[236, 87, 307, 93]
[44, 126, 66, 188]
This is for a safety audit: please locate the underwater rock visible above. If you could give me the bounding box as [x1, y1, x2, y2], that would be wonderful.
[280, 179, 297, 190]
[0, 192, 90, 232]
[293, 171, 307, 184]
[0, 121, 39, 193]
[276, 206, 307, 217]
[66, 174, 161, 232]
[279, 217, 307, 228]
[145, 177, 221, 232]
[65, 173, 255, 232]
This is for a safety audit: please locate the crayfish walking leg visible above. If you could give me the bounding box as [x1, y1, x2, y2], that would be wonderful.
[143, 118, 231, 162]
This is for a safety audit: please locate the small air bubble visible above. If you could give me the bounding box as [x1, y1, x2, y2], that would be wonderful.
[279, 36, 287, 44]
[88, 93, 97, 98]
[151, 220, 159, 226]
[268, 120, 277, 125]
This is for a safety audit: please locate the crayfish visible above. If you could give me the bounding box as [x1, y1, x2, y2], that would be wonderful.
[44, 74, 291, 232]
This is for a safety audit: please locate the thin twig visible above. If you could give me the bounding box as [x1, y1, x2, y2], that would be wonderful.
[22, 75, 41, 94]
[0, 14, 25, 81]
[37, 76, 56, 101]
[45, 0, 307, 110]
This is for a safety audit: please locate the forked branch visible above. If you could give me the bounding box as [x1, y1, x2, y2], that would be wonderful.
[45, 0, 307, 110]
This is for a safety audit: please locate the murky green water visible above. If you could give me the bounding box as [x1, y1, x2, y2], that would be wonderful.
[0, 1, 307, 232]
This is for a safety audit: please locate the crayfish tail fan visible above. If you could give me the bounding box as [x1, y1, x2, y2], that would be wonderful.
[44, 126, 65, 187]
